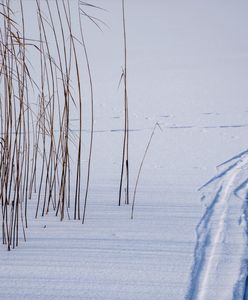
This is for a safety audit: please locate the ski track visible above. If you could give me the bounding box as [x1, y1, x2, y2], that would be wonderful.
[186, 154, 248, 300]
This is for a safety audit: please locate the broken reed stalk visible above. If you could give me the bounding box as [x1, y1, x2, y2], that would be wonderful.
[131, 123, 161, 219]
[118, 0, 129, 206]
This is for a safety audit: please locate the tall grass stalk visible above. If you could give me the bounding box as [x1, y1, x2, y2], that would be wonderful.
[118, 0, 129, 206]
[131, 123, 161, 219]
[79, 1, 95, 224]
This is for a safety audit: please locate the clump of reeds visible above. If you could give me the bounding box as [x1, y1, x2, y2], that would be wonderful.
[32, 0, 99, 223]
[0, 0, 98, 250]
[0, 0, 151, 251]
[0, 0, 31, 249]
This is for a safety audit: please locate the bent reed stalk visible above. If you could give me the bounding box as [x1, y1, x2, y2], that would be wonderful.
[131, 123, 162, 219]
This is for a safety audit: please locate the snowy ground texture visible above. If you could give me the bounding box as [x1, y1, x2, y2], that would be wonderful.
[1, 0, 248, 299]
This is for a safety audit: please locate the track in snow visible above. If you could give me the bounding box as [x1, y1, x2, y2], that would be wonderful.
[185, 150, 248, 300]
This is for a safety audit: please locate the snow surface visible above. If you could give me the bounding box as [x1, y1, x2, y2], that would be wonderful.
[1, 0, 248, 299]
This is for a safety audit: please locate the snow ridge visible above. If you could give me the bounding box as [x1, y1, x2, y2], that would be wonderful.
[185, 152, 248, 300]
[185, 187, 222, 300]
[233, 192, 248, 300]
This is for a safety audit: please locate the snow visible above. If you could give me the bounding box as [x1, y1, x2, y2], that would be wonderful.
[0, 187, 197, 299]
[186, 151, 248, 299]
[1, 0, 248, 299]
